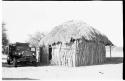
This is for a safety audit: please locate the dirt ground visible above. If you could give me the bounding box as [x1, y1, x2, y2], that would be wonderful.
[2, 47, 123, 80]
[2, 63, 123, 80]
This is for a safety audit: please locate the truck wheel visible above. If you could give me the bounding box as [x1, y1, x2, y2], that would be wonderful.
[7, 56, 11, 65]
[13, 58, 17, 67]
[32, 61, 37, 67]
[7, 59, 10, 65]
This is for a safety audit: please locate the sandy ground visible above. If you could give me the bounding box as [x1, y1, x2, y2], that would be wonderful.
[2, 63, 123, 80]
[2, 47, 123, 80]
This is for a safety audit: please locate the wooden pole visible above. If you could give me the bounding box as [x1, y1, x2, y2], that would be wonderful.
[75, 40, 77, 67]
[110, 45, 111, 58]
[59, 43, 62, 66]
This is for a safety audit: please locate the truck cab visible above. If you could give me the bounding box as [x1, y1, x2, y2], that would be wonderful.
[7, 42, 37, 67]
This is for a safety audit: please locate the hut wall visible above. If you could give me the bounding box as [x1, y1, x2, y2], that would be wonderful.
[51, 42, 76, 67]
[50, 39, 106, 67]
[51, 44, 60, 65]
[76, 39, 106, 66]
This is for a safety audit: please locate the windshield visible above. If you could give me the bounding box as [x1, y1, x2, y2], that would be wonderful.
[16, 46, 30, 52]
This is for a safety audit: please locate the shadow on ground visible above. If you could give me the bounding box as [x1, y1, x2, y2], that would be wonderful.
[104, 57, 123, 64]
[2, 78, 39, 80]
[2, 57, 123, 68]
[2, 62, 49, 68]
[78, 57, 123, 67]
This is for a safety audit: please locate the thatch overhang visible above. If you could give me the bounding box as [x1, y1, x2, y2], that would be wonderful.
[40, 20, 113, 46]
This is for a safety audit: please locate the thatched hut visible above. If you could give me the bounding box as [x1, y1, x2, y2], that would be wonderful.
[40, 20, 113, 66]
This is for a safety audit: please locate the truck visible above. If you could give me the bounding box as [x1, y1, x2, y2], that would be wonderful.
[6, 42, 37, 67]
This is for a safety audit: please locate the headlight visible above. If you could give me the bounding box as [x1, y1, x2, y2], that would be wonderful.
[18, 53, 21, 55]
[33, 53, 35, 56]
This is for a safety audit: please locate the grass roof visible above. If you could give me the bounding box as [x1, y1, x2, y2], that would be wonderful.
[40, 20, 113, 46]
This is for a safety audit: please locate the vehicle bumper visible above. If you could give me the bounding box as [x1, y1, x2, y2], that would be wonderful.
[17, 57, 37, 62]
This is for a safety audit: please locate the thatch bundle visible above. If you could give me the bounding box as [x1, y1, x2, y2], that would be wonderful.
[51, 41, 76, 66]
[39, 20, 113, 66]
[76, 38, 106, 66]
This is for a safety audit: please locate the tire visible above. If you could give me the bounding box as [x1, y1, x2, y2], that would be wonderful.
[7, 56, 11, 65]
[32, 61, 37, 67]
[13, 58, 17, 67]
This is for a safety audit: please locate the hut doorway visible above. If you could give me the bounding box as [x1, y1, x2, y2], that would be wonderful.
[49, 45, 52, 61]
[39, 46, 49, 65]
[39, 47, 43, 64]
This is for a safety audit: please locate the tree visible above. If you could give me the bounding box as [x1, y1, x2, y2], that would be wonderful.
[2, 22, 9, 46]
[2, 22, 9, 54]
[26, 32, 45, 47]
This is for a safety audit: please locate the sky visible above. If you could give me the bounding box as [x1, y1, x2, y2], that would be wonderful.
[2, 1, 123, 47]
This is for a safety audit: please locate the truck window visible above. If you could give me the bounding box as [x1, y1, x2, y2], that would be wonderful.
[31, 48, 35, 51]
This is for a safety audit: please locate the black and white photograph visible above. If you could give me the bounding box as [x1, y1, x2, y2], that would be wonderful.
[1, 1, 123, 80]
